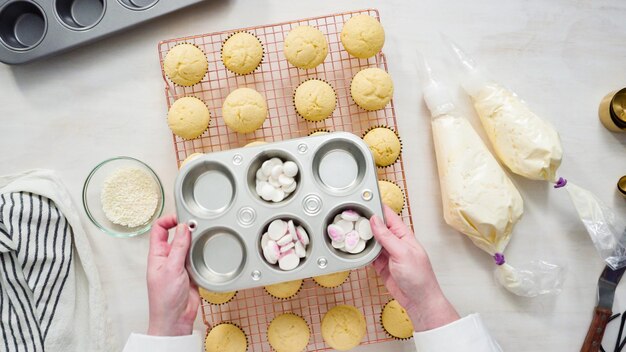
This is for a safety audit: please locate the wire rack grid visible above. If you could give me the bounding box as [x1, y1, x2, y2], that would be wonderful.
[158, 8, 414, 351]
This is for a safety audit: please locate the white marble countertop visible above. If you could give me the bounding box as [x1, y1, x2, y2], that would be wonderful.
[1, 0, 625, 351]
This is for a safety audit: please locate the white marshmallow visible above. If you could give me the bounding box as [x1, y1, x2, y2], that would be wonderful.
[333, 214, 342, 223]
[278, 251, 299, 271]
[295, 226, 309, 245]
[261, 160, 274, 176]
[341, 209, 360, 222]
[268, 176, 281, 188]
[356, 218, 373, 240]
[260, 184, 277, 201]
[278, 174, 294, 186]
[263, 241, 280, 264]
[287, 220, 297, 241]
[269, 157, 282, 166]
[256, 168, 268, 181]
[271, 189, 285, 202]
[256, 181, 268, 196]
[270, 164, 283, 179]
[331, 240, 345, 249]
[261, 233, 270, 248]
[283, 161, 298, 177]
[268, 219, 287, 240]
[277, 234, 293, 246]
[336, 219, 354, 234]
[281, 181, 297, 193]
[280, 242, 295, 252]
[347, 239, 366, 254]
[294, 241, 306, 258]
[344, 230, 360, 251]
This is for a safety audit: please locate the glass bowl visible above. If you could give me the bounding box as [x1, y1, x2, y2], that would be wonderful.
[83, 156, 164, 238]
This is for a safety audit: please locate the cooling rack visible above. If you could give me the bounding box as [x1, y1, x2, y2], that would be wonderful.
[158, 8, 414, 351]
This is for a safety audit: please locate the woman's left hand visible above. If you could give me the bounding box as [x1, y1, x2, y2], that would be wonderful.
[146, 215, 200, 336]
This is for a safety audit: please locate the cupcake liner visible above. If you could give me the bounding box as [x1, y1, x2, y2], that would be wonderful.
[163, 42, 209, 88]
[361, 125, 403, 168]
[263, 280, 304, 301]
[266, 313, 311, 352]
[312, 270, 351, 288]
[205, 321, 249, 351]
[307, 128, 332, 136]
[220, 31, 265, 76]
[379, 299, 414, 341]
[167, 95, 212, 141]
[292, 78, 338, 123]
[199, 290, 238, 306]
[378, 179, 406, 214]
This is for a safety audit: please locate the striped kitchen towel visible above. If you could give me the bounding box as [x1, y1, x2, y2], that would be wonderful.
[0, 170, 112, 352]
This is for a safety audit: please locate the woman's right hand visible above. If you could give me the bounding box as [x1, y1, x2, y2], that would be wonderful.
[370, 205, 460, 332]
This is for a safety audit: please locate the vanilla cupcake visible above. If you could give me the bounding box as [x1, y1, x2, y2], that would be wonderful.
[267, 313, 310, 352]
[308, 128, 330, 136]
[351, 68, 393, 111]
[205, 323, 247, 352]
[167, 96, 211, 140]
[321, 305, 366, 350]
[284, 26, 328, 69]
[222, 32, 263, 75]
[381, 299, 414, 339]
[294, 79, 336, 122]
[163, 43, 208, 86]
[222, 88, 267, 133]
[378, 180, 405, 214]
[362, 127, 402, 167]
[340, 14, 385, 59]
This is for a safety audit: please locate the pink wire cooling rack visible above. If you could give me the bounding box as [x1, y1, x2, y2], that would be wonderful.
[158, 8, 414, 351]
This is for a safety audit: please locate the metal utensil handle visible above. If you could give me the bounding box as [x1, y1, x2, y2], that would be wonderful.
[581, 307, 612, 352]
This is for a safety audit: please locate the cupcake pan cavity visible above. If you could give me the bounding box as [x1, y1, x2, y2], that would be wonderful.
[0, 0, 202, 64]
[175, 132, 384, 292]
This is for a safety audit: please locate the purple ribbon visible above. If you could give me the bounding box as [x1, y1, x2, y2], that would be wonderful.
[493, 253, 505, 265]
[554, 177, 567, 189]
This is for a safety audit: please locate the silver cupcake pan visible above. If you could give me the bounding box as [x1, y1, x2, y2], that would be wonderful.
[0, 0, 204, 64]
[174, 132, 384, 292]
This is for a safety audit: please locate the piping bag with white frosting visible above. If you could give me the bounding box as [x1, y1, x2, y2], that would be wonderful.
[446, 38, 626, 270]
[417, 54, 564, 297]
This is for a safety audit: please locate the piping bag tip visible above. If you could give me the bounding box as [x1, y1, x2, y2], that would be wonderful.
[440, 32, 477, 72]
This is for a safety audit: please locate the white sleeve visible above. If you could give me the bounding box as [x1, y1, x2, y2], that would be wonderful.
[413, 314, 502, 352]
[122, 331, 203, 352]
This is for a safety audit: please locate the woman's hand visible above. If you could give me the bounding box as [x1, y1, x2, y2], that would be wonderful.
[146, 215, 200, 336]
[371, 205, 460, 332]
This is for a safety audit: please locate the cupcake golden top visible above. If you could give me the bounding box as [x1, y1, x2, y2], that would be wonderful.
[340, 14, 385, 59]
[284, 26, 328, 69]
[363, 127, 401, 167]
[351, 68, 394, 111]
[222, 88, 267, 134]
[381, 299, 414, 339]
[378, 180, 404, 214]
[294, 79, 336, 122]
[321, 305, 366, 351]
[267, 313, 310, 352]
[222, 32, 263, 75]
[205, 323, 247, 352]
[198, 288, 236, 305]
[167, 96, 211, 140]
[264, 279, 303, 299]
[313, 271, 350, 288]
[163, 43, 208, 86]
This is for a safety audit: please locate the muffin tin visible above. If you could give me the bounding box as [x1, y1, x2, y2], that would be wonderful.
[174, 132, 384, 292]
[0, 0, 204, 64]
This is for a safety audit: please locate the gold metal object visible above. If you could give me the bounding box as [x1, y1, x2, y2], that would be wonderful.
[599, 88, 626, 132]
[618, 176, 626, 198]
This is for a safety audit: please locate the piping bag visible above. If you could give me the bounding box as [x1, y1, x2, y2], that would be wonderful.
[446, 37, 626, 270]
[417, 53, 564, 297]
